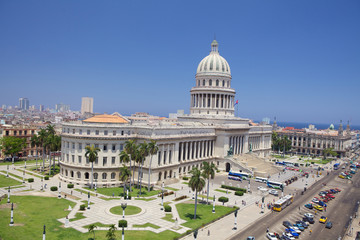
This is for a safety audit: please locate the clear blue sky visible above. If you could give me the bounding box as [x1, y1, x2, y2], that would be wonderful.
[0, 0, 359, 125]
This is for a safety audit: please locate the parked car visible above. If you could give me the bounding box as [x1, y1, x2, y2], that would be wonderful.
[304, 203, 313, 209]
[318, 201, 327, 207]
[285, 228, 300, 237]
[303, 217, 314, 224]
[269, 189, 279, 196]
[319, 216, 327, 223]
[246, 237, 255, 240]
[304, 213, 314, 218]
[282, 232, 295, 240]
[296, 220, 308, 228]
[283, 221, 292, 228]
[325, 221, 333, 229]
[293, 223, 304, 231]
[266, 232, 278, 240]
[314, 204, 323, 211]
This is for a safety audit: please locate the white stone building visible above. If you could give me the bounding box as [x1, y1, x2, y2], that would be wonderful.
[59, 40, 272, 187]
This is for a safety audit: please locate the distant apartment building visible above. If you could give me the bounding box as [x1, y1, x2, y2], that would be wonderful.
[0, 125, 42, 159]
[19, 98, 29, 110]
[55, 103, 70, 112]
[81, 97, 93, 115]
[39, 105, 45, 112]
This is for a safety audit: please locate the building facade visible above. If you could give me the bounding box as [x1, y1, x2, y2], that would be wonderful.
[19, 98, 29, 110]
[81, 97, 94, 115]
[60, 41, 272, 187]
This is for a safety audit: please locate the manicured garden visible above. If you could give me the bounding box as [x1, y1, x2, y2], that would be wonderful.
[0, 174, 22, 188]
[85, 186, 161, 197]
[110, 205, 142, 215]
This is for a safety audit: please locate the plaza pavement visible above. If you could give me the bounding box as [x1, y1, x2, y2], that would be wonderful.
[0, 159, 338, 239]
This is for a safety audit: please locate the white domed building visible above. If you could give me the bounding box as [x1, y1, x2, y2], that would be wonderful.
[59, 40, 272, 187]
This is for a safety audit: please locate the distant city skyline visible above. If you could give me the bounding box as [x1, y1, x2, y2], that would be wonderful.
[0, 1, 359, 124]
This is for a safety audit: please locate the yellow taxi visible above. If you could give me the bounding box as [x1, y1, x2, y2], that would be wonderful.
[314, 204, 324, 211]
[339, 174, 345, 179]
[319, 216, 327, 223]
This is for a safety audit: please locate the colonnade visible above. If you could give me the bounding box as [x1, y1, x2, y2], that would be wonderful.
[191, 93, 234, 109]
[229, 135, 245, 155]
[178, 140, 214, 162]
[157, 143, 175, 166]
[248, 136, 261, 150]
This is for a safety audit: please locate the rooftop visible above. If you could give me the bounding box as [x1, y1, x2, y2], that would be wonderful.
[83, 114, 129, 124]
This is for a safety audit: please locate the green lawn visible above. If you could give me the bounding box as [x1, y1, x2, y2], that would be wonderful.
[0, 171, 26, 181]
[305, 159, 333, 164]
[133, 222, 161, 229]
[165, 187, 179, 191]
[162, 213, 175, 223]
[0, 159, 47, 166]
[84, 222, 112, 228]
[74, 188, 96, 196]
[134, 197, 156, 201]
[110, 205, 142, 215]
[0, 174, 22, 188]
[176, 203, 237, 229]
[15, 169, 42, 178]
[69, 212, 86, 222]
[85, 186, 161, 197]
[215, 189, 227, 193]
[198, 194, 214, 201]
[81, 200, 94, 205]
[272, 154, 289, 159]
[0, 195, 180, 240]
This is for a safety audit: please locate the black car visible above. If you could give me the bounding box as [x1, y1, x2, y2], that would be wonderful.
[303, 217, 315, 224]
[283, 220, 292, 228]
[325, 221, 332, 229]
[296, 220, 308, 228]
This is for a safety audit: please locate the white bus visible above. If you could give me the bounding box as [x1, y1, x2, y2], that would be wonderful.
[255, 177, 268, 183]
[267, 180, 284, 190]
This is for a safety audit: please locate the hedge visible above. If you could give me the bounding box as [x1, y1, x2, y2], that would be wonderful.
[218, 196, 229, 203]
[174, 195, 188, 201]
[221, 185, 247, 193]
[44, 176, 49, 180]
[67, 184, 74, 188]
[28, 178, 34, 183]
[182, 176, 189, 180]
[50, 186, 58, 191]
[235, 191, 243, 196]
[118, 220, 127, 228]
[164, 205, 172, 212]
[80, 204, 86, 211]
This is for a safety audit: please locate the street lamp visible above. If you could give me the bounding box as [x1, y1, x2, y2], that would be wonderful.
[58, 182, 61, 198]
[7, 186, 10, 203]
[87, 192, 90, 210]
[193, 229, 198, 240]
[6, 164, 9, 177]
[232, 209, 238, 230]
[9, 202, 14, 226]
[121, 225, 125, 240]
[121, 203, 127, 219]
[161, 182, 164, 210]
[43, 225, 46, 240]
[212, 195, 216, 213]
[94, 179, 97, 192]
[41, 176, 44, 191]
[22, 170, 25, 183]
[25, 158, 27, 169]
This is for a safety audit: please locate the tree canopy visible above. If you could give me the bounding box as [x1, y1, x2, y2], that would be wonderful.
[0, 136, 26, 157]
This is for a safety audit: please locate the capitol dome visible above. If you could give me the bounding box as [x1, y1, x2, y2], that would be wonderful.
[196, 40, 231, 77]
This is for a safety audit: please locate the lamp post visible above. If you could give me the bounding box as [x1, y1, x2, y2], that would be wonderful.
[6, 164, 9, 177]
[41, 176, 44, 191]
[193, 229, 198, 240]
[232, 209, 238, 230]
[121, 203, 127, 219]
[94, 179, 97, 192]
[122, 226, 125, 240]
[22, 170, 25, 183]
[7, 186, 11, 203]
[25, 158, 27, 169]
[87, 192, 90, 210]
[161, 182, 164, 210]
[58, 182, 61, 198]
[212, 195, 216, 213]
[248, 179, 251, 193]
[9, 202, 14, 226]
[43, 225, 46, 240]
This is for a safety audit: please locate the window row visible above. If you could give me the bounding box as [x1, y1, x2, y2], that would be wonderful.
[62, 169, 117, 180]
[63, 142, 124, 151]
[64, 155, 119, 166]
[63, 128, 131, 136]
[197, 79, 230, 88]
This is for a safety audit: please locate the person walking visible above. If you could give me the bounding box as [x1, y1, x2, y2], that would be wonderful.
[208, 229, 210, 236]
[266, 227, 269, 233]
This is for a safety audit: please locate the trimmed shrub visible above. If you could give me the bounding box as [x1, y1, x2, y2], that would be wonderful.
[118, 220, 127, 228]
[234, 191, 243, 196]
[50, 186, 58, 191]
[221, 185, 247, 193]
[67, 184, 74, 188]
[218, 196, 229, 203]
[311, 162, 315, 164]
[44, 176, 49, 180]
[182, 176, 189, 180]
[28, 178, 34, 183]
[174, 195, 188, 201]
[80, 204, 86, 211]
[164, 205, 172, 212]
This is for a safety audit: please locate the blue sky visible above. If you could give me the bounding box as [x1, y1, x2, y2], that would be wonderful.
[0, 0, 359, 125]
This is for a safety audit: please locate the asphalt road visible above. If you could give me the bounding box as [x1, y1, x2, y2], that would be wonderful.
[228, 165, 360, 240]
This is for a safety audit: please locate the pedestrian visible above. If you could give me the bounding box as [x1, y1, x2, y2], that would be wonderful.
[208, 229, 210, 236]
[71, 190, 73, 195]
[309, 230, 312, 235]
[298, 206, 300, 211]
[266, 227, 269, 233]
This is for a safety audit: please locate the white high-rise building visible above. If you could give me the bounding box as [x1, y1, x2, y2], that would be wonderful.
[19, 98, 29, 110]
[81, 97, 93, 115]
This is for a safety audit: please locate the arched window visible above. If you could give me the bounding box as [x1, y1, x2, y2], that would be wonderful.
[65, 170, 68, 176]
[164, 171, 167, 179]
[158, 172, 162, 181]
[209, 79, 212, 86]
[77, 172, 81, 179]
[111, 172, 116, 179]
[85, 172, 89, 179]
[179, 168, 181, 173]
[216, 80, 219, 86]
[203, 79, 205, 86]
[70, 171, 74, 178]
[102, 173, 107, 179]
[223, 80, 225, 86]
[94, 173, 98, 179]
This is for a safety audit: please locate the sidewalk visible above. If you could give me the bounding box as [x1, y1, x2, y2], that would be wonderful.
[343, 202, 360, 240]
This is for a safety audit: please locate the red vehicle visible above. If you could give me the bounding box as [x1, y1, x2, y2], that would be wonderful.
[326, 194, 335, 199]
[334, 188, 341, 192]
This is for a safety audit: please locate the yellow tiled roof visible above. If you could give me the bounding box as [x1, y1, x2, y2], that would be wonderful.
[83, 114, 129, 124]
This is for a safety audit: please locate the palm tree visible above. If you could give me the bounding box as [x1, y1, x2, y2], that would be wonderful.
[106, 224, 116, 240]
[124, 140, 137, 191]
[119, 164, 132, 197]
[147, 140, 158, 192]
[85, 145, 100, 189]
[201, 161, 217, 204]
[189, 167, 206, 219]
[37, 128, 48, 172]
[138, 142, 149, 195]
[119, 150, 130, 190]
[88, 224, 97, 240]
[30, 135, 40, 170]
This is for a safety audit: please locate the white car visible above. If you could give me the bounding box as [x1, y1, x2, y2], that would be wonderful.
[291, 226, 302, 234]
[269, 189, 279, 196]
[266, 232, 277, 240]
[283, 232, 295, 240]
[304, 213, 314, 218]
[257, 186, 267, 191]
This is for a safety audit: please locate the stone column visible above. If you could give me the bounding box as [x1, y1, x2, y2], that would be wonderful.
[189, 142, 193, 160]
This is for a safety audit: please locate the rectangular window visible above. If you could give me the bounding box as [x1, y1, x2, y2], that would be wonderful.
[86, 157, 89, 164]
[163, 151, 167, 165]
[121, 131, 124, 135]
[95, 157, 98, 165]
[103, 144, 107, 151]
[79, 129, 82, 135]
[24, 130, 27, 135]
[95, 130, 99, 135]
[169, 150, 172, 163]
[104, 130, 108, 135]
[14, 131, 17, 136]
[31, 130, 34, 134]
[67, 128, 70, 133]
[112, 157, 115, 165]
[78, 156, 82, 163]
[72, 129, 75, 134]
[72, 143, 75, 149]
[78, 143, 82, 150]
[113, 130, 116, 136]
[103, 157, 107, 166]
[158, 151, 161, 165]
[120, 144, 124, 151]
[87, 130, 90, 135]
[19, 130, 22, 135]
[95, 144, 99, 148]
[67, 154, 69, 162]
[67, 142, 69, 148]
[112, 144, 116, 151]
[72, 155, 75, 163]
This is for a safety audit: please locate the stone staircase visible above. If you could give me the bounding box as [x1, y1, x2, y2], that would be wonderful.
[233, 153, 282, 177]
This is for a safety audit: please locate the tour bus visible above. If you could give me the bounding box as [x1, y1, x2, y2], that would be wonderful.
[334, 163, 340, 170]
[267, 180, 284, 189]
[273, 195, 294, 212]
[255, 177, 268, 183]
[228, 171, 252, 180]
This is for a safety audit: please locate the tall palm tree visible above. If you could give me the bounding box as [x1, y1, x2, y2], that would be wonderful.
[189, 167, 205, 219]
[147, 140, 158, 192]
[106, 224, 116, 240]
[37, 128, 48, 172]
[201, 161, 217, 204]
[88, 224, 97, 240]
[30, 135, 40, 170]
[119, 164, 132, 197]
[138, 142, 149, 195]
[85, 145, 100, 189]
[119, 150, 131, 190]
[124, 140, 137, 191]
